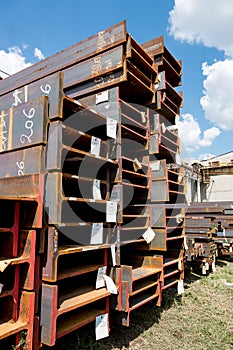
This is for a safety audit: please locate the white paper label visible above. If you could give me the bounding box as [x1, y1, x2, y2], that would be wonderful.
[111, 244, 116, 266]
[91, 223, 103, 245]
[0, 259, 12, 272]
[96, 266, 107, 289]
[212, 261, 216, 273]
[110, 184, 121, 202]
[133, 158, 142, 172]
[151, 161, 160, 171]
[205, 262, 209, 271]
[229, 246, 233, 253]
[95, 313, 109, 340]
[91, 136, 101, 156]
[161, 123, 166, 133]
[0, 283, 4, 294]
[178, 260, 182, 271]
[107, 118, 117, 139]
[106, 201, 117, 222]
[93, 179, 102, 200]
[202, 266, 207, 275]
[103, 275, 118, 294]
[176, 213, 184, 224]
[96, 90, 109, 104]
[142, 227, 155, 244]
[177, 280, 184, 295]
[184, 236, 188, 250]
[141, 111, 146, 123]
[166, 125, 177, 131]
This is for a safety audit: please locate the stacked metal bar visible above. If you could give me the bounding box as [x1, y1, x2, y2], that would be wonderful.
[78, 54, 162, 326]
[136, 36, 186, 293]
[0, 21, 185, 346]
[215, 206, 233, 255]
[41, 88, 116, 347]
[185, 215, 217, 274]
[0, 73, 115, 348]
[0, 21, 155, 107]
[0, 82, 47, 348]
[185, 202, 233, 273]
[0, 201, 36, 349]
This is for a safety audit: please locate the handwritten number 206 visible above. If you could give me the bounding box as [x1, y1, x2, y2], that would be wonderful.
[20, 108, 35, 144]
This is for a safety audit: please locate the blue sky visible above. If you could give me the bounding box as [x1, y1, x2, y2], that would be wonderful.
[1, 0, 232, 163]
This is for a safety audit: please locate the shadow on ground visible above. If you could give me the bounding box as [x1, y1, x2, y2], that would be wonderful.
[41, 289, 181, 350]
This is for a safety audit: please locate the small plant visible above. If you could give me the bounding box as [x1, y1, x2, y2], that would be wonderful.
[12, 331, 28, 350]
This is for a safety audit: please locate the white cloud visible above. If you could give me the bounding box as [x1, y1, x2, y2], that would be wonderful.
[199, 127, 221, 147]
[200, 59, 233, 130]
[0, 46, 31, 78]
[178, 113, 221, 152]
[34, 48, 45, 60]
[0, 45, 46, 79]
[168, 0, 233, 58]
[198, 153, 215, 161]
[169, 1, 233, 132]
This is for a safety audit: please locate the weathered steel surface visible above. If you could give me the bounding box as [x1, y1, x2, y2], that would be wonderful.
[80, 86, 120, 120]
[0, 72, 64, 119]
[151, 180, 169, 202]
[0, 145, 46, 178]
[40, 282, 110, 346]
[112, 256, 162, 325]
[184, 202, 233, 267]
[0, 96, 48, 153]
[0, 291, 35, 350]
[0, 174, 44, 228]
[46, 100, 117, 169]
[151, 159, 167, 179]
[0, 20, 188, 342]
[149, 114, 179, 161]
[186, 217, 214, 229]
[0, 173, 43, 199]
[65, 61, 154, 103]
[42, 227, 107, 282]
[150, 159, 185, 203]
[45, 172, 109, 225]
[155, 71, 183, 107]
[0, 21, 127, 96]
[64, 35, 156, 102]
[142, 36, 182, 87]
[154, 90, 179, 122]
[64, 45, 124, 91]
[0, 230, 36, 292]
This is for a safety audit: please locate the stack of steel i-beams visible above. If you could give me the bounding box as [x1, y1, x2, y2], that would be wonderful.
[141, 36, 186, 294]
[185, 201, 233, 274]
[0, 21, 185, 348]
[214, 204, 233, 255]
